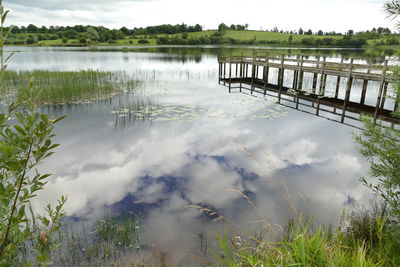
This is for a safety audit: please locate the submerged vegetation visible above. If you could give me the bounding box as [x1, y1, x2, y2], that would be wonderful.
[14, 213, 149, 266]
[1, 70, 139, 105]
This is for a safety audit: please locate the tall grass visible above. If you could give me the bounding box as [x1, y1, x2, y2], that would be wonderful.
[210, 199, 400, 267]
[1, 70, 139, 105]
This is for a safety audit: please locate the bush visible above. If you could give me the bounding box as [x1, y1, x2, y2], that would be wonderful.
[138, 39, 150, 44]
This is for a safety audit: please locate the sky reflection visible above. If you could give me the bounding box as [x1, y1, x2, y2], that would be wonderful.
[10, 47, 375, 260]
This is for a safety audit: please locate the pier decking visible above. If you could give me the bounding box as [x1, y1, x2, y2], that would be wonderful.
[218, 54, 399, 126]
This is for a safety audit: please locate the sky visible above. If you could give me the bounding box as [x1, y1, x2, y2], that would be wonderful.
[4, 0, 396, 33]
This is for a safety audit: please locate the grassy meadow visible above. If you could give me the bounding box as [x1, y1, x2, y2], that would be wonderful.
[6, 29, 395, 48]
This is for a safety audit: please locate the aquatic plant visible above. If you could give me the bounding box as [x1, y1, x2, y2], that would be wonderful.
[1, 70, 139, 105]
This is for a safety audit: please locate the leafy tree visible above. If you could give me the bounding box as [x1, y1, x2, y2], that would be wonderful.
[218, 23, 228, 33]
[298, 27, 304, 35]
[354, 0, 400, 220]
[0, 1, 66, 264]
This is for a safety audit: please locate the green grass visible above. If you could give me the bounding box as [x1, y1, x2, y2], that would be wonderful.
[211, 200, 400, 267]
[1, 70, 139, 105]
[164, 30, 342, 42]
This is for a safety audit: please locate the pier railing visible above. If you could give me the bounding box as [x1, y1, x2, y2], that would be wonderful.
[218, 54, 398, 127]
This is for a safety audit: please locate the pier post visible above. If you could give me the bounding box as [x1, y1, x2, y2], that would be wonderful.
[278, 55, 285, 103]
[251, 52, 256, 94]
[312, 56, 320, 93]
[360, 73, 370, 105]
[296, 55, 304, 109]
[373, 60, 389, 124]
[229, 60, 232, 93]
[263, 56, 269, 95]
[341, 58, 354, 123]
[218, 62, 221, 84]
[239, 52, 244, 92]
[319, 57, 327, 95]
[379, 81, 389, 111]
[235, 63, 238, 77]
[223, 62, 226, 86]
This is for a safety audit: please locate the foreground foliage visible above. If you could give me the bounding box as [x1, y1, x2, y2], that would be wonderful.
[1, 1, 66, 265]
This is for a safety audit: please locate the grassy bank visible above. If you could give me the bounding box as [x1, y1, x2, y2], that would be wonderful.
[212, 206, 400, 266]
[6, 29, 397, 48]
[1, 70, 138, 105]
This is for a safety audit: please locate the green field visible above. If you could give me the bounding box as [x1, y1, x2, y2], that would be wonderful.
[5, 29, 394, 48]
[164, 30, 343, 41]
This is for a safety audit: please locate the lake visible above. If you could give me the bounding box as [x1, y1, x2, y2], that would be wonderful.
[4, 45, 388, 263]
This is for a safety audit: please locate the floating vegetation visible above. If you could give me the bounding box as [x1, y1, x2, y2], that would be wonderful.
[1, 70, 140, 105]
[112, 95, 288, 124]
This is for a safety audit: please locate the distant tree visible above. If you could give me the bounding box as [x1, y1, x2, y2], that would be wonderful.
[86, 27, 99, 42]
[193, 24, 202, 32]
[305, 29, 312, 35]
[120, 27, 131, 36]
[288, 35, 293, 45]
[245, 23, 249, 30]
[218, 23, 228, 32]
[347, 29, 354, 36]
[272, 27, 278, 32]
[298, 28, 304, 35]
[317, 30, 323, 35]
[230, 24, 236, 30]
[27, 24, 39, 33]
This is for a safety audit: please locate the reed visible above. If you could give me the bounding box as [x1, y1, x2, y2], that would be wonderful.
[1, 70, 139, 105]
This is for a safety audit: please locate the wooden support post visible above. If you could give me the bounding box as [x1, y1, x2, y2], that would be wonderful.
[335, 57, 345, 98]
[379, 81, 389, 111]
[264, 56, 269, 95]
[293, 55, 300, 90]
[235, 63, 238, 77]
[333, 57, 344, 113]
[278, 55, 284, 103]
[360, 69, 371, 105]
[341, 58, 354, 123]
[319, 57, 327, 95]
[251, 55, 256, 94]
[373, 60, 389, 124]
[256, 65, 259, 79]
[312, 56, 320, 93]
[218, 62, 221, 84]
[316, 97, 321, 116]
[239, 55, 243, 92]
[296, 55, 304, 109]
[228, 60, 232, 93]
[223, 62, 226, 86]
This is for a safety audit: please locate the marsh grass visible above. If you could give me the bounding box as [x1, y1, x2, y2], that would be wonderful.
[206, 193, 400, 266]
[1, 70, 139, 105]
[15, 212, 151, 266]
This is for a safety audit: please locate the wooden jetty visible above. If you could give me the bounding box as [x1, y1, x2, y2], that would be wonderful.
[218, 53, 399, 126]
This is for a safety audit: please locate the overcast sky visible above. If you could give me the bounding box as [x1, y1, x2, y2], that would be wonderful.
[4, 0, 396, 33]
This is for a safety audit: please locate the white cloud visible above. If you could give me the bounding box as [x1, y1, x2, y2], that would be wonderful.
[4, 0, 394, 32]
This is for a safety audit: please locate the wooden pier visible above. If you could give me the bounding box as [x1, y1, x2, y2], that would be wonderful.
[218, 53, 399, 126]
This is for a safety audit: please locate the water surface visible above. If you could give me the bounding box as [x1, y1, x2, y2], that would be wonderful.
[5, 46, 383, 261]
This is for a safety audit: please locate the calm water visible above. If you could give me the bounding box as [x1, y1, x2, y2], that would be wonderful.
[5, 46, 385, 261]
